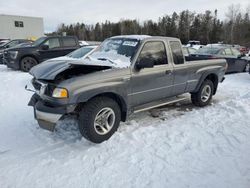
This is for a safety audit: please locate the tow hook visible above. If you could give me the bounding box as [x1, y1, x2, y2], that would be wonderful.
[25, 85, 35, 93]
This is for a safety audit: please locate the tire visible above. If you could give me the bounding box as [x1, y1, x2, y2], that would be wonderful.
[78, 97, 121, 143]
[20, 56, 38, 72]
[244, 63, 250, 72]
[191, 79, 214, 107]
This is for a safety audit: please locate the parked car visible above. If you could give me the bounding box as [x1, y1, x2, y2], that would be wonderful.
[183, 47, 197, 60]
[43, 45, 97, 62]
[3, 36, 79, 72]
[191, 46, 249, 73]
[0, 39, 33, 64]
[79, 40, 89, 46]
[27, 35, 227, 143]
[234, 45, 249, 55]
[186, 40, 204, 50]
[0, 39, 10, 46]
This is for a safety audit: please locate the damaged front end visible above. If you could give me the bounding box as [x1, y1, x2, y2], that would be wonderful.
[27, 60, 113, 131]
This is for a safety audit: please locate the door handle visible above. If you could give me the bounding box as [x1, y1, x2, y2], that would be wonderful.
[165, 70, 173, 75]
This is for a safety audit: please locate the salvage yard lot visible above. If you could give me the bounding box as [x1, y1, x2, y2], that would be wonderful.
[0, 65, 250, 188]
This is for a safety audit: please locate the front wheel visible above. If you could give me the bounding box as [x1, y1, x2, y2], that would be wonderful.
[78, 97, 121, 143]
[20, 56, 38, 72]
[191, 80, 214, 107]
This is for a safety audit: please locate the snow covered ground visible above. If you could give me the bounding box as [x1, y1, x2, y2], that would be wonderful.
[0, 64, 250, 188]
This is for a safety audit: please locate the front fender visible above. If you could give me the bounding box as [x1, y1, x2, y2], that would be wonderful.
[69, 81, 129, 105]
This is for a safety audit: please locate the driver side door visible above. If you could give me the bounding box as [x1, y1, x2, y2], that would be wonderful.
[38, 37, 62, 61]
[130, 41, 174, 106]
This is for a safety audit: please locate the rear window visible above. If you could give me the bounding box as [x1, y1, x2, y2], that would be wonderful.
[62, 37, 77, 47]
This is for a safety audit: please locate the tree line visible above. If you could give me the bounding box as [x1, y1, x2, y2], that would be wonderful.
[53, 4, 250, 47]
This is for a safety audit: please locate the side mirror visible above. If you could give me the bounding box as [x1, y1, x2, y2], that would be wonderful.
[41, 44, 49, 50]
[136, 57, 154, 70]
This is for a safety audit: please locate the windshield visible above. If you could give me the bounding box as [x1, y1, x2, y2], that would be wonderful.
[67, 46, 94, 58]
[196, 47, 220, 55]
[32, 37, 46, 46]
[89, 38, 140, 66]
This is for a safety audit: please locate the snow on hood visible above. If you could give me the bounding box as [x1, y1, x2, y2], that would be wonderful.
[45, 56, 80, 62]
[29, 54, 130, 80]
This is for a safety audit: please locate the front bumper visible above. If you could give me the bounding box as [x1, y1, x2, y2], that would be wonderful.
[29, 94, 76, 131]
[5, 58, 19, 69]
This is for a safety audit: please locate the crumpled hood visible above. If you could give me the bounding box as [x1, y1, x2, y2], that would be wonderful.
[29, 59, 115, 80]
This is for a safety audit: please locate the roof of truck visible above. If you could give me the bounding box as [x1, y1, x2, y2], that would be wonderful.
[110, 35, 179, 41]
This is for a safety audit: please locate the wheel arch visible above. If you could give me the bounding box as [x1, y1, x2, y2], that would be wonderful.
[193, 73, 219, 95]
[77, 92, 128, 122]
[20, 55, 39, 66]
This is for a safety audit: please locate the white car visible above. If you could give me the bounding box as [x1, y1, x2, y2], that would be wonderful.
[46, 45, 97, 62]
[79, 40, 89, 46]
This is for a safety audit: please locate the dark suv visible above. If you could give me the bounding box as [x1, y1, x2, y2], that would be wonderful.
[4, 36, 79, 72]
[0, 39, 33, 64]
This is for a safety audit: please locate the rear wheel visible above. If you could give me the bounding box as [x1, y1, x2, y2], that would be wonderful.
[191, 80, 214, 107]
[244, 63, 250, 72]
[78, 97, 121, 143]
[20, 57, 38, 72]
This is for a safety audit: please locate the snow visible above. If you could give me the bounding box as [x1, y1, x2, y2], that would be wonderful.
[0, 64, 250, 188]
[88, 52, 132, 68]
[111, 35, 151, 40]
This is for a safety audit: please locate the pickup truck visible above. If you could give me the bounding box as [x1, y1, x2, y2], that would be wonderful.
[28, 35, 227, 143]
[4, 36, 79, 72]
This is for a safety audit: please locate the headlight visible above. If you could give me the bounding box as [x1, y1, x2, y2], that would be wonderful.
[52, 88, 68, 98]
[9, 51, 18, 59]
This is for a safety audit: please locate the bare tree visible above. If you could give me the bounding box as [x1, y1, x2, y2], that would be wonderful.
[225, 4, 241, 44]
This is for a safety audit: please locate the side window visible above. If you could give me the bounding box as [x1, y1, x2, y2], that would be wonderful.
[170, 41, 184, 64]
[182, 48, 189, 56]
[224, 48, 233, 56]
[137, 41, 168, 66]
[62, 37, 77, 47]
[7, 41, 19, 48]
[220, 50, 226, 55]
[44, 38, 60, 49]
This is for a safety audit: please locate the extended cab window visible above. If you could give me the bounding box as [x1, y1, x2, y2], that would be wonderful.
[44, 38, 60, 49]
[170, 41, 184, 64]
[138, 41, 167, 66]
[62, 37, 77, 47]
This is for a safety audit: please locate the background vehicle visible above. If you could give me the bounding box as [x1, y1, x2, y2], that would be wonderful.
[79, 40, 89, 46]
[186, 40, 204, 50]
[44, 45, 97, 62]
[3, 36, 79, 72]
[0, 39, 33, 64]
[191, 46, 249, 73]
[183, 47, 197, 60]
[0, 39, 10, 46]
[28, 35, 227, 143]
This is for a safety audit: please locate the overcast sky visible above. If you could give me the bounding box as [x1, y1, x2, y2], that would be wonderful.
[0, 0, 249, 32]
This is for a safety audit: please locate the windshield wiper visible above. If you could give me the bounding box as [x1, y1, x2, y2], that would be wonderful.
[97, 57, 117, 65]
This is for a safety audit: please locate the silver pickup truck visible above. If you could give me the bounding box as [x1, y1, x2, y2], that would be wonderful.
[28, 35, 227, 143]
